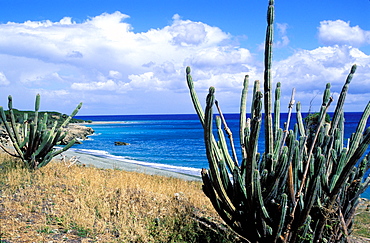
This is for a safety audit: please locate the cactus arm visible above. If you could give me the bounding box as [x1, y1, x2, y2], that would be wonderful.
[275, 193, 288, 242]
[8, 96, 23, 148]
[329, 148, 348, 192]
[0, 106, 24, 159]
[346, 101, 370, 160]
[279, 88, 295, 155]
[204, 87, 236, 213]
[296, 102, 306, 137]
[23, 113, 28, 139]
[34, 94, 40, 124]
[233, 167, 248, 205]
[251, 80, 260, 120]
[273, 82, 281, 140]
[254, 169, 270, 220]
[273, 128, 283, 162]
[215, 116, 235, 171]
[32, 131, 53, 158]
[215, 101, 239, 166]
[25, 123, 36, 158]
[263, 0, 275, 155]
[246, 91, 263, 206]
[241, 118, 251, 175]
[286, 139, 299, 204]
[0, 141, 18, 157]
[186, 66, 205, 127]
[201, 169, 239, 231]
[240, 75, 249, 158]
[60, 102, 82, 128]
[265, 146, 289, 202]
[51, 139, 76, 157]
[329, 65, 357, 136]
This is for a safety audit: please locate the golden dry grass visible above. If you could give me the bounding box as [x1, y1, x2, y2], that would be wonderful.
[0, 153, 237, 242]
[1, 153, 369, 242]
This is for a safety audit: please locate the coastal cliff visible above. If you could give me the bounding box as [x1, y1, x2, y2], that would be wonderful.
[61, 124, 94, 144]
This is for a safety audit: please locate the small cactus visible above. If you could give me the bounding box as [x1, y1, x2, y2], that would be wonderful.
[0, 94, 82, 169]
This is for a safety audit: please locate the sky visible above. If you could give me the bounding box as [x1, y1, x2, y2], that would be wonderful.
[0, 0, 369, 115]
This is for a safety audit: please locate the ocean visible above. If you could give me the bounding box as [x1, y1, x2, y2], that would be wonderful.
[73, 113, 370, 199]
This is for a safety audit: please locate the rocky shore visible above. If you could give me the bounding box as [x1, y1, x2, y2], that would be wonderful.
[61, 124, 94, 144]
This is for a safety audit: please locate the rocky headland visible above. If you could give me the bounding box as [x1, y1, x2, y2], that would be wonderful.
[61, 124, 94, 144]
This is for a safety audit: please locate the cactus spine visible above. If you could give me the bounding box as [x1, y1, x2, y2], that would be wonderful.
[186, 0, 370, 242]
[0, 94, 82, 169]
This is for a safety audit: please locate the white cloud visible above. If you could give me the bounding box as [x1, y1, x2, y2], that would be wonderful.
[0, 12, 368, 114]
[0, 72, 10, 86]
[275, 23, 290, 48]
[71, 80, 119, 91]
[273, 45, 370, 112]
[318, 20, 370, 47]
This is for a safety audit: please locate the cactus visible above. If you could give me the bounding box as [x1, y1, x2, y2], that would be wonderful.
[0, 94, 82, 169]
[186, 1, 370, 242]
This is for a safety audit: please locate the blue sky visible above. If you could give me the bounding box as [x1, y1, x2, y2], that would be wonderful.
[0, 0, 369, 115]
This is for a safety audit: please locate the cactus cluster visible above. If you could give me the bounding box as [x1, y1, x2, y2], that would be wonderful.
[0, 94, 82, 169]
[186, 1, 370, 242]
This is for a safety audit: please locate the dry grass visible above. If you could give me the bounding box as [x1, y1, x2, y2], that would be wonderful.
[1, 153, 369, 242]
[0, 153, 237, 243]
[352, 199, 370, 240]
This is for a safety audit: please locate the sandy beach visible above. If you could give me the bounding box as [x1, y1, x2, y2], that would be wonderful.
[59, 149, 202, 181]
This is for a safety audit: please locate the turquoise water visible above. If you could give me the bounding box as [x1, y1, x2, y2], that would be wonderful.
[73, 113, 370, 199]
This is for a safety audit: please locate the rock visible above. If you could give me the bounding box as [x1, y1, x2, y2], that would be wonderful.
[114, 141, 130, 146]
[61, 124, 94, 145]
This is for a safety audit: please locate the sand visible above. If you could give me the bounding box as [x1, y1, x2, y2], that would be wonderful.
[59, 149, 202, 181]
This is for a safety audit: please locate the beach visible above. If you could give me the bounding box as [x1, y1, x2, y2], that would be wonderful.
[59, 149, 202, 181]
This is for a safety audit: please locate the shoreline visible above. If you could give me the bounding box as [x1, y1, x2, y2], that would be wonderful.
[59, 149, 202, 181]
[77, 121, 127, 125]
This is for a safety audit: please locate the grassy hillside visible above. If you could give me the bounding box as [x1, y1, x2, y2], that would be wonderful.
[0, 153, 369, 242]
[0, 154, 241, 242]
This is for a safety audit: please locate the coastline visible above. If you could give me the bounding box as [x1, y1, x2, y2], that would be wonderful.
[59, 149, 202, 181]
[79, 121, 127, 125]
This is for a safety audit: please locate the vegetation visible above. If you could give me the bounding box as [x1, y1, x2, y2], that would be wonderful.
[0, 94, 82, 169]
[304, 112, 331, 125]
[2, 109, 88, 127]
[0, 153, 240, 242]
[186, 0, 370, 242]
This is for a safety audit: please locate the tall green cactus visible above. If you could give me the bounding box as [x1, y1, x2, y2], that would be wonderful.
[186, 1, 370, 242]
[0, 94, 82, 169]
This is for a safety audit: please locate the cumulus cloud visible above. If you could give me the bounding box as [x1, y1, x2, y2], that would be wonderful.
[273, 45, 370, 111]
[0, 12, 368, 114]
[71, 80, 119, 91]
[318, 20, 370, 47]
[275, 23, 290, 48]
